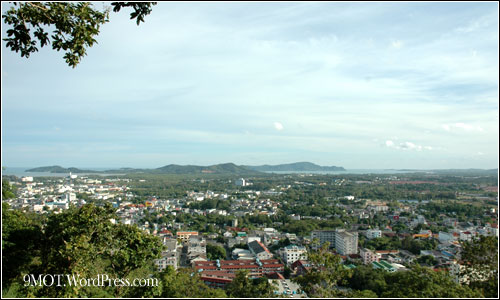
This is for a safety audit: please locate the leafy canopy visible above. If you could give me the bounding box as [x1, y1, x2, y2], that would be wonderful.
[2, 2, 156, 67]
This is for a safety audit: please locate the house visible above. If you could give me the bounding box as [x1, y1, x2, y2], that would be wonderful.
[360, 248, 381, 265]
[187, 235, 206, 264]
[176, 231, 198, 242]
[248, 240, 273, 260]
[290, 260, 312, 276]
[372, 260, 396, 272]
[365, 228, 382, 239]
[232, 248, 254, 260]
[155, 238, 179, 271]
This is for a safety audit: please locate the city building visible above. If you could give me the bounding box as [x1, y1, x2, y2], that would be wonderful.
[194, 259, 284, 287]
[176, 231, 198, 243]
[365, 228, 382, 239]
[279, 244, 307, 266]
[248, 240, 273, 260]
[187, 235, 207, 264]
[155, 238, 179, 271]
[235, 178, 247, 186]
[311, 230, 336, 248]
[335, 230, 358, 255]
[360, 248, 381, 264]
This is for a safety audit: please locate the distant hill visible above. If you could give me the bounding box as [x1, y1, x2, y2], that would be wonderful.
[27, 163, 261, 175]
[26, 166, 100, 173]
[27, 162, 347, 175]
[245, 162, 345, 172]
[153, 163, 260, 175]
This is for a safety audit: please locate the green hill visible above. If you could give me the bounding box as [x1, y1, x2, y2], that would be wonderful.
[26, 166, 100, 173]
[245, 162, 345, 172]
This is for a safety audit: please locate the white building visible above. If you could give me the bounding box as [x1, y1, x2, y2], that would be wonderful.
[360, 248, 381, 264]
[235, 178, 247, 186]
[459, 231, 474, 241]
[365, 229, 382, 239]
[438, 231, 456, 243]
[280, 244, 307, 266]
[156, 239, 179, 271]
[335, 230, 358, 255]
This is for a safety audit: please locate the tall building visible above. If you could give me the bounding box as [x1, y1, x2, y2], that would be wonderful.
[235, 178, 246, 186]
[311, 230, 336, 248]
[335, 230, 358, 255]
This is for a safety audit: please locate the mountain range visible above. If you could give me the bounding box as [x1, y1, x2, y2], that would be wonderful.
[26, 162, 345, 175]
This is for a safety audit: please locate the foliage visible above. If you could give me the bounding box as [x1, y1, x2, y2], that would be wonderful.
[206, 243, 226, 260]
[364, 236, 402, 251]
[159, 267, 227, 298]
[2, 203, 164, 298]
[2, 202, 44, 287]
[347, 289, 379, 298]
[2, 2, 156, 67]
[417, 255, 438, 267]
[225, 270, 276, 298]
[381, 265, 482, 298]
[401, 236, 438, 255]
[460, 235, 498, 298]
[347, 264, 387, 296]
[2, 179, 16, 199]
[293, 243, 352, 297]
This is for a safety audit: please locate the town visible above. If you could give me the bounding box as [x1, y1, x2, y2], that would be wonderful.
[2, 169, 497, 297]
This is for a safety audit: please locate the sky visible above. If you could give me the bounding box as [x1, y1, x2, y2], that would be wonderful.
[1, 1, 499, 169]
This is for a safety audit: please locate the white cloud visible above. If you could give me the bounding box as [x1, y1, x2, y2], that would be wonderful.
[391, 40, 403, 49]
[442, 123, 484, 132]
[385, 140, 432, 152]
[274, 122, 284, 131]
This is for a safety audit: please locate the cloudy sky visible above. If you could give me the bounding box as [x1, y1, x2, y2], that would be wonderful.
[1, 2, 498, 169]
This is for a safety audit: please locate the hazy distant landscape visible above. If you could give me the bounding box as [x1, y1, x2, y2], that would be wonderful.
[1, 1, 498, 299]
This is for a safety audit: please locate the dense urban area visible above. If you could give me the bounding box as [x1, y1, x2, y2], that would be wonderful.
[2, 168, 498, 298]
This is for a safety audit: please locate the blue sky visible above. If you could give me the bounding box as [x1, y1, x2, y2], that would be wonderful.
[1, 2, 498, 169]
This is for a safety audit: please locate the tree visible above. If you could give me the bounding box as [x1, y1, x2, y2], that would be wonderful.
[459, 235, 498, 298]
[159, 267, 227, 298]
[347, 264, 387, 296]
[206, 243, 226, 260]
[417, 255, 438, 267]
[2, 2, 156, 67]
[381, 265, 482, 298]
[2, 203, 44, 287]
[293, 243, 352, 297]
[348, 289, 378, 298]
[2, 179, 16, 199]
[225, 270, 276, 298]
[6, 203, 164, 298]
